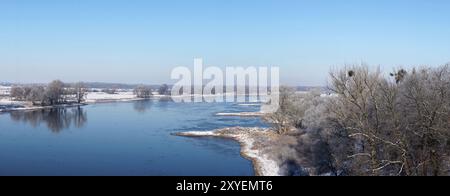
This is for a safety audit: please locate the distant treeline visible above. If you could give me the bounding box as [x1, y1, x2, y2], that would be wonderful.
[2, 82, 161, 90]
[10, 80, 87, 106]
[3, 81, 324, 92]
[77, 82, 161, 90]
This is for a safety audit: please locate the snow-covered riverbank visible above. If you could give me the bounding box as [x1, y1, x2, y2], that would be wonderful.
[175, 127, 282, 176]
[0, 92, 148, 112]
[84, 92, 144, 103]
[0, 101, 86, 113]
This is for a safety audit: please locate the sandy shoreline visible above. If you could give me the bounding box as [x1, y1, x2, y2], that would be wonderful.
[174, 127, 281, 176]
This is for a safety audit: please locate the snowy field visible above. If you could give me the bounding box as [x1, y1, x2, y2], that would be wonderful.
[0, 85, 11, 96]
[85, 91, 139, 103]
[0, 90, 143, 112]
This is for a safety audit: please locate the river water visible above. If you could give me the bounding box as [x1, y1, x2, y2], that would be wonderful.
[0, 100, 267, 176]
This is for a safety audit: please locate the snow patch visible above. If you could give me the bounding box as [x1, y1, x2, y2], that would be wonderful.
[85, 92, 139, 103]
[175, 128, 281, 176]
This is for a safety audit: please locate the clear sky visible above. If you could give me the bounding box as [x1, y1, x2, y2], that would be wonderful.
[1, 0, 450, 85]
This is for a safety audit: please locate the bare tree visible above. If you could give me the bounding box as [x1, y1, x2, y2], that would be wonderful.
[325, 64, 450, 176]
[10, 81, 87, 106]
[27, 86, 46, 105]
[158, 84, 170, 95]
[10, 86, 33, 101]
[73, 82, 87, 103]
[134, 85, 152, 98]
[397, 65, 450, 176]
[10, 86, 25, 101]
[263, 86, 297, 134]
[327, 65, 388, 175]
[46, 80, 65, 105]
[263, 87, 324, 134]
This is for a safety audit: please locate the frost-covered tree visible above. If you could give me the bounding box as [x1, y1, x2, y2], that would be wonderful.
[158, 84, 170, 95]
[73, 82, 87, 103]
[10, 86, 25, 101]
[134, 85, 152, 98]
[325, 64, 450, 176]
[272, 64, 450, 176]
[263, 86, 326, 135]
[27, 86, 46, 105]
[46, 80, 65, 105]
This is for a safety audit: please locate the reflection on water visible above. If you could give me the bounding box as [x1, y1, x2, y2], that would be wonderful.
[9, 107, 87, 133]
[133, 100, 153, 113]
[133, 100, 173, 113]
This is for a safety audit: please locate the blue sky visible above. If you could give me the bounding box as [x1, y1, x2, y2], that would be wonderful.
[1, 0, 450, 85]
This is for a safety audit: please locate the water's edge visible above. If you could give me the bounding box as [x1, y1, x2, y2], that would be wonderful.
[174, 127, 281, 176]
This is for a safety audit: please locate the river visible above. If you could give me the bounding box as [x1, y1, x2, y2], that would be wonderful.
[0, 100, 267, 176]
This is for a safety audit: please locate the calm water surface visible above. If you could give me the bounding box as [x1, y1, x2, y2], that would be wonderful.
[0, 100, 267, 176]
